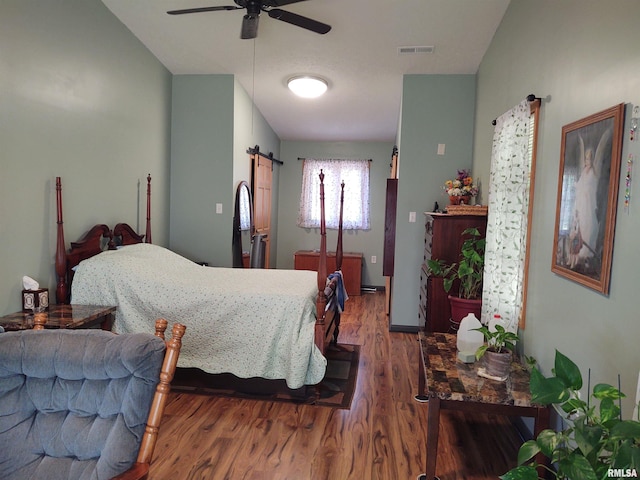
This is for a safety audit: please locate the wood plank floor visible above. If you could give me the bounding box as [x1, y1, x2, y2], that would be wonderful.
[150, 292, 522, 480]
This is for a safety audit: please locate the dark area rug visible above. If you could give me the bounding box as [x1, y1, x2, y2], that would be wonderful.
[171, 344, 360, 409]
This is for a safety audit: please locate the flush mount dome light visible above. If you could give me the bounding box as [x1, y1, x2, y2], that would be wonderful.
[287, 75, 328, 98]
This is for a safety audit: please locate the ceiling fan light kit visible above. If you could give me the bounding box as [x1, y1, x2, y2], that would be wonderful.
[287, 76, 328, 98]
[168, 0, 331, 40]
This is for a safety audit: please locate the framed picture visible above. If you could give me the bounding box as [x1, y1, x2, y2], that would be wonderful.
[552, 103, 624, 294]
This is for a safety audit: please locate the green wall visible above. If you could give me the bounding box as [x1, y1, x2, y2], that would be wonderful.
[277, 141, 394, 287]
[170, 75, 235, 266]
[170, 75, 280, 267]
[0, 0, 172, 314]
[390, 75, 477, 330]
[473, 0, 640, 414]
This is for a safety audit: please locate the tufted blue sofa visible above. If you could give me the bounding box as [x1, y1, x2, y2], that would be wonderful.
[0, 328, 167, 480]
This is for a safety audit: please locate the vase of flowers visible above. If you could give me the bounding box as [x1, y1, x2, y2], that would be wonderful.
[444, 169, 478, 204]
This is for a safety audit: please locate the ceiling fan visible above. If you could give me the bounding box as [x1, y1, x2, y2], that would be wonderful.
[167, 0, 331, 40]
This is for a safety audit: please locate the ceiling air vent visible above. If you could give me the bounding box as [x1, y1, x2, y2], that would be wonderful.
[398, 45, 435, 55]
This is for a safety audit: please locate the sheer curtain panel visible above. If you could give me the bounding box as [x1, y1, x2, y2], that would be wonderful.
[297, 159, 370, 230]
[481, 100, 532, 330]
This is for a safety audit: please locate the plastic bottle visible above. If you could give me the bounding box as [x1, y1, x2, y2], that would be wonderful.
[488, 314, 501, 332]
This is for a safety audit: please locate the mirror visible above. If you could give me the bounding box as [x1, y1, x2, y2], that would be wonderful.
[233, 181, 254, 268]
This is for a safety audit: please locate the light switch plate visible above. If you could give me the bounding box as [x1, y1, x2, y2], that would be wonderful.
[216, 203, 223, 214]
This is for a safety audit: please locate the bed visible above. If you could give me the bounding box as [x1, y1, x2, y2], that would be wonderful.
[54, 173, 345, 390]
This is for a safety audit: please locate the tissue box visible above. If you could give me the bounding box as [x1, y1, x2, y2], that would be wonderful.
[22, 288, 49, 312]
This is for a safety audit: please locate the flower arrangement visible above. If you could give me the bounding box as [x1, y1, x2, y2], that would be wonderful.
[444, 169, 478, 197]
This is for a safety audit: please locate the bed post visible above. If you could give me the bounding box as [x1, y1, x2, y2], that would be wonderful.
[315, 170, 328, 354]
[55, 177, 68, 304]
[146, 174, 152, 244]
[336, 180, 344, 271]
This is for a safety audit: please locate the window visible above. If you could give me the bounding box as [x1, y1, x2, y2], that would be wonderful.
[297, 158, 370, 230]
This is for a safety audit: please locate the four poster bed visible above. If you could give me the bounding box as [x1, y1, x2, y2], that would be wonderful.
[54, 173, 345, 390]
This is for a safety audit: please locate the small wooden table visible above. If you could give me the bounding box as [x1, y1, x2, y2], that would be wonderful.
[417, 331, 549, 480]
[0, 304, 116, 331]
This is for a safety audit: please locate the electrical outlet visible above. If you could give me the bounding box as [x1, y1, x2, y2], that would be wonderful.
[371, 255, 377, 264]
[216, 203, 223, 214]
[409, 211, 416, 223]
[437, 143, 446, 155]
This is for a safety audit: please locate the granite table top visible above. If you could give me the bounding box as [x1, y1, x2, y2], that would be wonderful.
[419, 331, 535, 408]
[0, 304, 116, 330]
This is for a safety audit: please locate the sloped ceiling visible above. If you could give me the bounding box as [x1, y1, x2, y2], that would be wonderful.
[102, 0, 510, 142]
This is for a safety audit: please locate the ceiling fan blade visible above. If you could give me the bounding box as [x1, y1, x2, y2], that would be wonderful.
[263, 0, 308, 7]
[167, 6, 240, 15]
[240, 14, 259, 39]
[267, 8, 331, 34]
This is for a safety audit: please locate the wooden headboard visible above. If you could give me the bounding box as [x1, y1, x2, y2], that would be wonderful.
[55, 175, 152, 304]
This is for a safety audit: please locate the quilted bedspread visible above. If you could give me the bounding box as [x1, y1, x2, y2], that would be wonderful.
[71, 244, 326, 389]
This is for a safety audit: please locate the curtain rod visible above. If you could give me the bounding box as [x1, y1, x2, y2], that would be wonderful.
[247, 145, 283, 165]
[297, 157, 372, 162]
[491, 94, 541, 125]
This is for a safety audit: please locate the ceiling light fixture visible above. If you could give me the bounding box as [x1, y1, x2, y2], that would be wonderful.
[287, 75, 328, 98]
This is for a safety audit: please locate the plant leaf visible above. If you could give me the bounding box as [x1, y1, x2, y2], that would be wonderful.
[516, 439, 542, 464]
[554, 350, 582, 390]
[475, 344, 488, 360]
[559, 451, 598, 480]
[614, 440, 640, 469]
[599, 397, 620, 424]
[610, 420, 640, 441]
[535, 429, 559, 458]
[499, 465, 539, 480]
[593, 383, 625, 400]
[561, 397, 588, 414]
[573, 422, 603, 458]
[530, 368, 570, 405]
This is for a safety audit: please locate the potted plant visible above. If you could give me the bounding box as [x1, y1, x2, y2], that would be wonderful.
[427, 227, 486, 326]
[473, 324, 519, 379]
[501, 350, 640, 480]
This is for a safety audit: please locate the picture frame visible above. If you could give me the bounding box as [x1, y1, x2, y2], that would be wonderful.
[552, 103, 624, 294]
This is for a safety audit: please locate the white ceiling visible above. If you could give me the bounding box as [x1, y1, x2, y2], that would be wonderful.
[102, 0, 510, 142]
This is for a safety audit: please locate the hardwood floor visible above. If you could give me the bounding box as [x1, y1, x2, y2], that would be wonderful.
[150, 292, 522, 480]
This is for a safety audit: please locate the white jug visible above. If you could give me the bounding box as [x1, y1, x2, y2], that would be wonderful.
[456, 313, 484, 362]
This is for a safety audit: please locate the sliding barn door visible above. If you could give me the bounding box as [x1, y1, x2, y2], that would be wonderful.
[253, 154, 273, 268]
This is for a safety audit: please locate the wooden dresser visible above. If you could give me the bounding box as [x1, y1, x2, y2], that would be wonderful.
[419, 213, 487, 332]
[294, 250, 363, 296]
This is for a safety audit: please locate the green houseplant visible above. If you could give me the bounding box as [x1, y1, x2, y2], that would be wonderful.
[474, 324, 519, 359]
[473, 323, 519, 379]
[501, 350, 640, 480]
[427, 227, 486, 326]
[426, 227, 485, 300]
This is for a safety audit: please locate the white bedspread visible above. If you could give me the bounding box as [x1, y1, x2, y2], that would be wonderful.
[71, 244, 326, 388]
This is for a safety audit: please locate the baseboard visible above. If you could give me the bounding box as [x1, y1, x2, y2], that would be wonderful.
[389, 325, 420, 333]
[360, 285, 385, 293]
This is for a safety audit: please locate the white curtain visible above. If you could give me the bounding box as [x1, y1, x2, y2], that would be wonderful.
[297, 159, 370, 230]
[481, 100, 532, 330]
